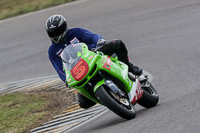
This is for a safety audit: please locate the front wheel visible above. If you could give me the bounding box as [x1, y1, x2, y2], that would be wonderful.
[95, 85, 136, 120]
[138, 81, 159, 108]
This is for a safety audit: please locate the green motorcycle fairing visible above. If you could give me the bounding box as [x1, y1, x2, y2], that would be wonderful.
[61, 43, 138, 104]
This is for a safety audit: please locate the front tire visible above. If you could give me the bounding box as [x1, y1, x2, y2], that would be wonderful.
[138, 81, 159, 108]
[95, 85, 136, 120]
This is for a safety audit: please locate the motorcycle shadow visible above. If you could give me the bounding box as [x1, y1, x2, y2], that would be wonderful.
[89, 104, 161, 132]
[89, 112, 127, 131]
[135, 103, 161, 117]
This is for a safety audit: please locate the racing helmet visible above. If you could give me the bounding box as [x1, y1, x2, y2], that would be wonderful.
[46, 14, 68, 44]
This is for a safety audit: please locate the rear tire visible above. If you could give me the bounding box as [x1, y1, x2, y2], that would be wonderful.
[95, 85, 136, 120]
[138, 81, 159, 108]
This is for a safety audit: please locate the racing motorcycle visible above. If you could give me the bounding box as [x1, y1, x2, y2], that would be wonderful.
[61, 43, 159, 120]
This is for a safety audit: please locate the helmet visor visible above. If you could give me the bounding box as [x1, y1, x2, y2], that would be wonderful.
[47, 22, 66, 38]
[51, 30, 67, 43]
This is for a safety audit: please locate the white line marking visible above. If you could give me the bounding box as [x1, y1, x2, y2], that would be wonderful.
[64, 108, 109, 133]
[0, 75, 58, 86]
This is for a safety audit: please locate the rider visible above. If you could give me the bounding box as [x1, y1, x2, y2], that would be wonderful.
[46, 14, 143, 109]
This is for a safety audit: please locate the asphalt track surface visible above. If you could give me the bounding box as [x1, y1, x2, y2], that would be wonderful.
[1, 0, 200, 133]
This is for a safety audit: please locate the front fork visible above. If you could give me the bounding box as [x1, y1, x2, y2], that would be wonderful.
[93, 78, 125, 98]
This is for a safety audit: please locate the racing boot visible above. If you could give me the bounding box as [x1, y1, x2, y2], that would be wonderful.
[128, 62, 143, 76]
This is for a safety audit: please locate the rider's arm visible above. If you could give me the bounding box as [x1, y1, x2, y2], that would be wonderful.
[72, 27, 104, 50]
[48, 48, 66, 83]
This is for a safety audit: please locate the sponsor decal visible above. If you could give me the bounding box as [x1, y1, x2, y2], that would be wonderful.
[128, 80, 143, 104]
[102, 57, 106, 64]
[70, 58, 89, 81]
[50, 24, 56, 29]
[70, 37, 80, 44]
[88, 55, 93, 60]
[89, 55, 97, 66]
[103, 56, 111, 70]
[68, 78, 71, 82]
[56, 49, 63, 56]
[84, 53, 90, 57]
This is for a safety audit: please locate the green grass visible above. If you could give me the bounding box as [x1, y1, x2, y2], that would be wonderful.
[0, 93, 49, 133]
[0, 0, 75, 20]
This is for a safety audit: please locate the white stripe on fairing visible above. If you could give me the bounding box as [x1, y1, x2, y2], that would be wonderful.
[68, 81, 76, 85]
[89, 55, 97, 66]
[128, 79, 139, 102]
[84, 53, 90, 57]
[127, 71, 154, 102]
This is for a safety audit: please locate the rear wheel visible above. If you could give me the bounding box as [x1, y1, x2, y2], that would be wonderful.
[138, 81, 159, 108]
[95, 85, 136, 120]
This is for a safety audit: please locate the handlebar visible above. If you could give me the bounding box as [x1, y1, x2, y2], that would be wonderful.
[91, 43, 107, 53]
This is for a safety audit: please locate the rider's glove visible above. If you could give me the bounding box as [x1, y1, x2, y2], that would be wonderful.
[97, 39, 106, 47]
[96, 39, 107, 51]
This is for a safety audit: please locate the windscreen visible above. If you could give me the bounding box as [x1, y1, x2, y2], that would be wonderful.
[61, 44, 82, 70]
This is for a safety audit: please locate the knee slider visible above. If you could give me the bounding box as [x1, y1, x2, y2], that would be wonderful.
[79, 101, 96, 109]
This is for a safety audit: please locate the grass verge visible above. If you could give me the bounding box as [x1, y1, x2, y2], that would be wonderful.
[0, 0, 76, 20]
[0, 88, 75, 133]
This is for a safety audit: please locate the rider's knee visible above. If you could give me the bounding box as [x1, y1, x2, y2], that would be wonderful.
[114, 39, 125, 47]
[78, 93, 96, 109]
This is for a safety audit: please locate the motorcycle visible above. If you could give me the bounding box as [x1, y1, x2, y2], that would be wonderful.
[61, 43, 159, 120]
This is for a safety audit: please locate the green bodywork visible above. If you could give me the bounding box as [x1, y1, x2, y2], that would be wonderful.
[62, 43, 134, 104]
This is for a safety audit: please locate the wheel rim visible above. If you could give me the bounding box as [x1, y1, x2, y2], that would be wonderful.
[109, 90, 134, 111]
